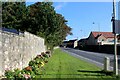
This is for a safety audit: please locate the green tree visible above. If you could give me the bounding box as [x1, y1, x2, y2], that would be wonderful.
[46, 13, 72, 48]
[2, 2, 28, 31]
[2, 2, 72, 50]
[28, 2, 72, 50]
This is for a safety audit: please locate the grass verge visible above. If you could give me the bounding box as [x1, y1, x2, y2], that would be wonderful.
[36, 48, 118, 79]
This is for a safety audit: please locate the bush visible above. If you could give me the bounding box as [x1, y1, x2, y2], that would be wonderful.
[14, 68, 23, 79]
[5, 68, 24, 79]
[5, 68, 35, 80]
[22, 67, 35, 79]
[4, 51, 51, 79]
[5, 69, 15, 79]
[28, 56, 45, 75]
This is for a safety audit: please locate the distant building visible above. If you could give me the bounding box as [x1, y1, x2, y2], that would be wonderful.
[61, 39, 78, 48]
[67, 39, 78, 48]
[87, 31, 120, 45]
[62, 31, 120, 48]
[78, 38, 88, 46]
[61, 41, 68, 47]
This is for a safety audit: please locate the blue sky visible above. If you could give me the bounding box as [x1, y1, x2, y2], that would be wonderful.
[26, 2, 120, 40]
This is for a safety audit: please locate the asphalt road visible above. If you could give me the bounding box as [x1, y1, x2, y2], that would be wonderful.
[61, 47, 120, 71]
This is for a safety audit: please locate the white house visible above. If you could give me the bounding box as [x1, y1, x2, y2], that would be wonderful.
[87, 31, 120, 45]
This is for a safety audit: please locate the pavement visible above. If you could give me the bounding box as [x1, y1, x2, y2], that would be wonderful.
[61, 47, 120, 74]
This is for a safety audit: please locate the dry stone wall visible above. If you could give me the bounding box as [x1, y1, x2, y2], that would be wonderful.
[0, 30, 46, 75]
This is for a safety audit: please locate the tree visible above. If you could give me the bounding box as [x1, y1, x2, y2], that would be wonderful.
[2, 2, 28, 31]
[28, 2, 72, 49]
[46, 14, 72, 48]
[2, 2, 72, 50]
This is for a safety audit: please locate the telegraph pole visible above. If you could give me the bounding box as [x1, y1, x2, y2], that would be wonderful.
[112, 0, 118, 75]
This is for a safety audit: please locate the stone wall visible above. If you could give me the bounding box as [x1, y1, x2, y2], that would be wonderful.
[0, 30, 46, 75]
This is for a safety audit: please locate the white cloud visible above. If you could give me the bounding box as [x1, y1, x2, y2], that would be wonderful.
[55, 2, 67, 10]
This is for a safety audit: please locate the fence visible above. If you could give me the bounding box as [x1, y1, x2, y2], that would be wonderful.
[78, 45, 120, 55]
[0, 29, 46, 75]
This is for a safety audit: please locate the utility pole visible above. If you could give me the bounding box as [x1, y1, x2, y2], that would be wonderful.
[93, 22, 101, 50]
[112, 0, 118, 75]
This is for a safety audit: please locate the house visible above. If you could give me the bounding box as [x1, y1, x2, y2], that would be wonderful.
[78, 38, 88, 46]
[61, 41, 68, 47]
[67, 39, 78, 48]
[87, 31, 120, 45]
[61, 39, 78, 48]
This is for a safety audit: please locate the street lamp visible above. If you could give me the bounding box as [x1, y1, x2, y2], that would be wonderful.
[92, 22, 100, 34]
[93, 22, 101, 51]
[112, 0, 118, 75]
[80, 29, 83, 38]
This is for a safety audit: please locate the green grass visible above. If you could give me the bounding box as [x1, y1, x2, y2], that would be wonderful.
[36, 49, 117, 79]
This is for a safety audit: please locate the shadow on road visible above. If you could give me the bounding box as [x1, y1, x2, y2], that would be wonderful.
[110, 59, 120, 69]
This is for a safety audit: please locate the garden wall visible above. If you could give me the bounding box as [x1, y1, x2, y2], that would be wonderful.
[0, 29, 46, 75]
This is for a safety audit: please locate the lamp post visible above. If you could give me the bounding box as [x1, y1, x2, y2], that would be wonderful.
[92, 22, 100, 34]
[80, 29, 83, 38]
[112, 0, 118, 75]
[93, 22, 101, 51]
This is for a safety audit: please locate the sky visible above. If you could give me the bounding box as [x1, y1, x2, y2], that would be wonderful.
[26, 1, 120, 41]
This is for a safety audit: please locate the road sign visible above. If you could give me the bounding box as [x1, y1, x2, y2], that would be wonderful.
[114, 20, 120, 34]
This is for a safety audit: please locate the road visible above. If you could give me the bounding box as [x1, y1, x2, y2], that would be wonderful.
[61, 47, 120, 71]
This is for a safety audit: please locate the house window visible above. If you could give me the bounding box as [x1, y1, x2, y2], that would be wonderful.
[108, 40, 114, 42]
[102, 39, 104, 41]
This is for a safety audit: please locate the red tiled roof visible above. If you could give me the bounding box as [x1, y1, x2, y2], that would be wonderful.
[91, 31, 114, 38]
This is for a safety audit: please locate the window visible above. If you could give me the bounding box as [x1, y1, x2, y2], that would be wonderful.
[108, 39, 114, 42]
[102, 39, 104, 41]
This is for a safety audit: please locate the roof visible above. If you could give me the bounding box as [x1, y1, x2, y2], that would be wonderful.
[91, 31, 114, 38]
[69, 39, 77, 42]
[78, 38, 88, 42]
[0, 28, 24, 34]
[63, 41, 69, 43]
